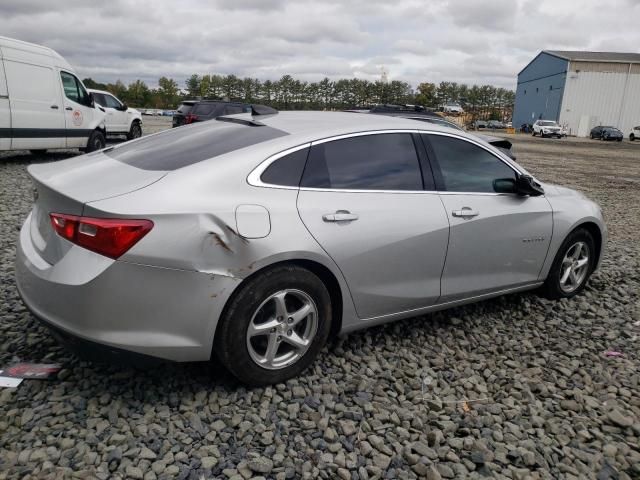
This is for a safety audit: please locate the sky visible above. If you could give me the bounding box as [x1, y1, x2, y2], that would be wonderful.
[1, 0, 639, 91]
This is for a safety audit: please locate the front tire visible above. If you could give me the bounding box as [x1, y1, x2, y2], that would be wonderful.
[83, 130, 106, 153]
[215, 265, 332, 386]
[127, 121, 142, 140]
[630, 133, 635, 141]
[541, 228, 596, 299]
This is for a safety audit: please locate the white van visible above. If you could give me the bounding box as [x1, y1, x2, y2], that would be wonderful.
[0, 36, 106, 154]
[87, 88, 143, 140]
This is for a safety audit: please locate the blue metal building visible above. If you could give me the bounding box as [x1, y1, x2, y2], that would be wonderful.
[513, 51, 569, 129]
[513, 50, 640, 136]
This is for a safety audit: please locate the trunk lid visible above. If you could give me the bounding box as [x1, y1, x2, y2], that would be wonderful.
[28, 150, 166, 265]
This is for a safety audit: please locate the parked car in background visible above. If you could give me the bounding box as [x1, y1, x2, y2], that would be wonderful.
[173, 100, 197, 127]
[598, 127, 623, 141]
[15, 111, 606, 385]
[628, 126, 639, 141]
[443, 102, 464, 114]
[0, 35, 106, 154]
[162, 110, 177, 117]
[88, 89, 142, 140]
[366, 107, 517, 160]
[182, 101, 276, 125]
[590, 125, 614, 139]
[487, 120, 506, 129]
[474, 120, 488, 129]
[533, 120, 563, 138]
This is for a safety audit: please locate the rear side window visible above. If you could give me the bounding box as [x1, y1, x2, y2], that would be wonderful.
[92, 93, 107, 107]
[104, 94, 122, 109]
[191, 103, 217, 115]
[260, 148, 309, 186]
[301, 133, 423, 190]
[426, 134, 516, 193]
[106, 121, 288, 171]
[223, 105, 247, 115]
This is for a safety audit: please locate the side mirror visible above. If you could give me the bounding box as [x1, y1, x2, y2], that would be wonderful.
[88, 92, 96, 108]
[120, 103, 129, 111]
[515, 175, 545, 196]
[493, 178, 517, 194]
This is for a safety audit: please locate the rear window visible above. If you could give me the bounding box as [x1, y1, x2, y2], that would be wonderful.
[177, 102, 195, 114]
[105, 121, 288, 171]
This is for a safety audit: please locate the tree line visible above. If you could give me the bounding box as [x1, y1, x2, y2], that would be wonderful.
[83, 74, 515, 120]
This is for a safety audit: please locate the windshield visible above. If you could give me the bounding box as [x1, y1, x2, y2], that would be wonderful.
[539, 121, 557, 126]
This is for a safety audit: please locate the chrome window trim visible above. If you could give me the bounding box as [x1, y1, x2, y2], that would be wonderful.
[247, 129, 528, 195]
[419, 130, 525, 176]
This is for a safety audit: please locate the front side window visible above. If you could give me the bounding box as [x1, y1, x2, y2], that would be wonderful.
[60, 72, 89, 105]
[301, 133, 423, 191]
[426, 135, 516, 193]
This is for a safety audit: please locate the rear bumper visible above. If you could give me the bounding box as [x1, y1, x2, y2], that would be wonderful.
[15, 214, 238, 362]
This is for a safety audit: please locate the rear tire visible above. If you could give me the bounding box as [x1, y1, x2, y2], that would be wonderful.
[532, 131, 536, 136]
[127, 121, 142, 140]
[630, 133, 635, 141]
[540, 228, 596, 300]
[215, 265, 332, 386]
[83, 130, 106, 153]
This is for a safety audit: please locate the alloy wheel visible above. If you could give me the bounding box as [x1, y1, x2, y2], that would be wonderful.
[246, 289, 318, 370]
[559, 241, 590, 293]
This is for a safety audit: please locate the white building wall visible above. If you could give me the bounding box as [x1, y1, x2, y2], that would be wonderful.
[559, 61, 640, 137]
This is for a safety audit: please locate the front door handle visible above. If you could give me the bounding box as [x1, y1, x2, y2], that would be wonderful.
[50, 105, 59, 109]
[323, 210, 359, 222]
[452, 207, 479, 218]
[65, 107, 73, 111]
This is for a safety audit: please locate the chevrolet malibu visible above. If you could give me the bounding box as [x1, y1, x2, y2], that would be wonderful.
[16, 112, 606, 385]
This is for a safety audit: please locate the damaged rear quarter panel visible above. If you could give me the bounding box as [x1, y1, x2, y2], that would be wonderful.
[83, 149, 360, 343]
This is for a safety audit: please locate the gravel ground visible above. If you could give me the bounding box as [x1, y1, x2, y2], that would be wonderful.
[0, 127, 639, 480]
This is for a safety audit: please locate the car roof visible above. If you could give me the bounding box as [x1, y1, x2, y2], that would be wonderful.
[87, 88, 114, 96]
[238, 111, 480, 143]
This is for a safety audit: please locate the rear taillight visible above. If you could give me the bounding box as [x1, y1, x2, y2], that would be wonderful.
[184, 113, 198, 124]
[50, 213, 153, 259]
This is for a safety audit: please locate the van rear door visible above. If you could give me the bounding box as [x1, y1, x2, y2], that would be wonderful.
[0, 56, 11, 150]
[3, 59, 65, 150]
[59, 71, 96, 148]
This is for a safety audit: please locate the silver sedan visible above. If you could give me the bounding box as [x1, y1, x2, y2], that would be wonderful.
[15, 112, 606, 385]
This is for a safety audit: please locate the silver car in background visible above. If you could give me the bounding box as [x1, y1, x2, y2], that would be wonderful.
[15, 112, 606, 385]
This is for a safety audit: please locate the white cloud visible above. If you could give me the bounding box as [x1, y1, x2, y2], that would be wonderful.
[0, 0, 638, 90]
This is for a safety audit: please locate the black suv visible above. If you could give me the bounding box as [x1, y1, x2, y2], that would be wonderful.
[173, 100, 198, 127]
[179, 101, 253, 126]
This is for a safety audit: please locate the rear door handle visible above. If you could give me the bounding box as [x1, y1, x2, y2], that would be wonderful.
[50, 105, 59, 109]
[452, 208, 479, 218]
[323, 210, 359, 222]
[65, 107, 73, 111]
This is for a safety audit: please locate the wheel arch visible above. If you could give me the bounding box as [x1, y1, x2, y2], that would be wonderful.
[574, 221, 603, 268]
[213, 258, 346, 347]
